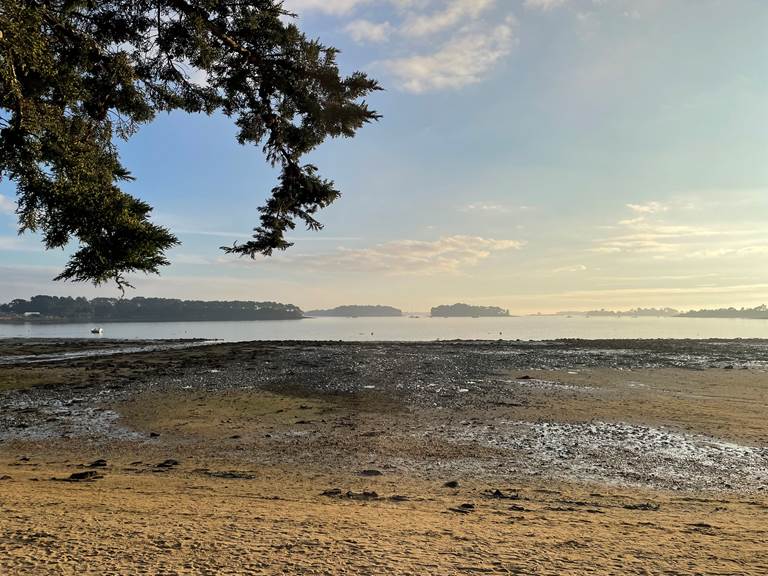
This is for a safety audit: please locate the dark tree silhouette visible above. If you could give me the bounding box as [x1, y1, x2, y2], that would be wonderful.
[0, 295, 303, 321]
[0, 1, 380, 290]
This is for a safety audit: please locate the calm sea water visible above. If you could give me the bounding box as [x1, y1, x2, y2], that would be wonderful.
[2, 315, 768, 341]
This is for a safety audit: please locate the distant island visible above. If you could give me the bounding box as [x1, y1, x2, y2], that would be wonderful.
[555, 308, 681, 317]
[550, 305, 768, 319]
[306, 305, 402, 317]
[0, 296, 304, 322]
[431, 303, 510, 318]
[679, 305, 768, 319]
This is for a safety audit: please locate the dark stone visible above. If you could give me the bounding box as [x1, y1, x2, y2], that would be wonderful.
[359, 469, 383, 477]
[155, 459, 179, 468]
[351, 490, 379, 500]
[88, 459, 108, 468]
[448, 504, 474, 514]
[321, 489, 378, 500]
[443, 480, 459, 488]
[149, 432, 160, 438]
[201, 470, 256, 480]
[66, 470, 104, 482]
[623, 502, 660, 511]
[483, 489, 520, 500]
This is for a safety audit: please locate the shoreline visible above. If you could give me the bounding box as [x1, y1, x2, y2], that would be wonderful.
[1, 338, 766, 573]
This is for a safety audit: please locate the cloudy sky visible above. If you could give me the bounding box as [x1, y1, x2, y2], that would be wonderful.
[2, 0, 768, 312]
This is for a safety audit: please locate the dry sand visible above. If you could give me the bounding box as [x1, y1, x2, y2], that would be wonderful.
[0, 339, 766, 574]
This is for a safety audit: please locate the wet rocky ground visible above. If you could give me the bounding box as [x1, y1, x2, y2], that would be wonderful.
[1, 339, 767, 493]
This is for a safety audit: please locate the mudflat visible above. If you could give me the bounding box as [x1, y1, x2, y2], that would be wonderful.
[0, 339, 766, 574]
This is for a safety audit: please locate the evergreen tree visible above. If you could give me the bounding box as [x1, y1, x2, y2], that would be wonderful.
[0, 1, 380, 290]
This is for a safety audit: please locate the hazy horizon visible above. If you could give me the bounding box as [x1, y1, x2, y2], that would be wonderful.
[2, 0, 767, 314]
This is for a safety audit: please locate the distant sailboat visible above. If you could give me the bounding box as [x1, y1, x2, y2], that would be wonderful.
[91, 327, 103, 334]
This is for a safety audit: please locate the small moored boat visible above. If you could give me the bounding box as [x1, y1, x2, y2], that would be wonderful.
[90, 327, 103, 334]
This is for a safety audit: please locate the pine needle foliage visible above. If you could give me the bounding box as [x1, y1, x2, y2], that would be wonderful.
[0, 1, 380, 289]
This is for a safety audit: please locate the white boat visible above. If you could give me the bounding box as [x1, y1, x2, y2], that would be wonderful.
[90, 328, 103, 334]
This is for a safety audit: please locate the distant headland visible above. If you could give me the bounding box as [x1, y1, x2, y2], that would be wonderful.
[0, 296, 303, 323]
[553, 308, 680, 317]
[306, 305, 402, 317]
[430, 303, 510, 318]
[551, 305, 768, 319]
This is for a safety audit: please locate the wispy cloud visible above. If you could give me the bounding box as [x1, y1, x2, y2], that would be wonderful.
[626, 201, 669, 214]
[380, 18, 517, 93]
[0, 194, 16, 215]
[289, 0, 517, 93]
[593, 202, 768, 259]
[524, 0, 568, 11]
[400, 0, 495, 37]
[286, 0, 368, 16]
[0, 236, 36, 252]
[345, 19, 394, 43]
[553, 264, 587, 273]
[233, 235, 523, 275]
[461, 202, 534, 214]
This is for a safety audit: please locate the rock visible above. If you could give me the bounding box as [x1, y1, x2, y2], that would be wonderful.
[321, 489, 379, 500]
[66, 470, 104, 482]
[88, 459, 108, 468]
[448, 503, 475, 514]
[229, 434, 242, 439]
[0, 475, 11, 481]
[517, 375, 533, 380]
[443, 480, 459, 488]
[483, 489, 520, 500]
[155, 459, 179, 468]
[359, 469, 383, 477]
[149, 432, 160, 438]
[352, 490, 379, 500]
[623, 502, 660, 511]
[201, 470, 256, 480]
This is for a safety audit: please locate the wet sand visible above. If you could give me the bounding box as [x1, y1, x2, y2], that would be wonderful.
[0, 339, 766, 574]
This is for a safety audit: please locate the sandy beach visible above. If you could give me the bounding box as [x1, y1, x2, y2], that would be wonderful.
[1, 339, 767, 574]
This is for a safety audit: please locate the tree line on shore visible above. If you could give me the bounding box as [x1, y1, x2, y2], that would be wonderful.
[555, 306, 768, 319]
[6, 296, 768, 322]
[0, 299, 512, 321]
[0, 296, 303, 322]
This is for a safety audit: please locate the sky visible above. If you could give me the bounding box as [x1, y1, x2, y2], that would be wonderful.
[1, 0, 768, 313]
